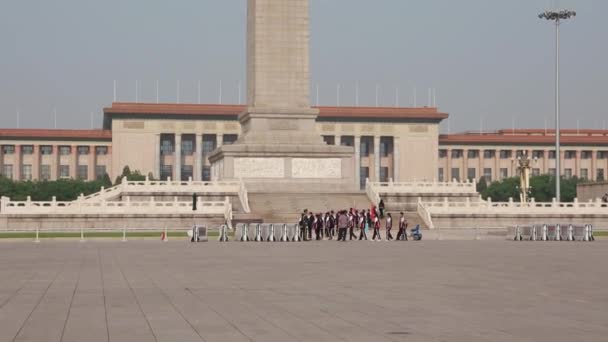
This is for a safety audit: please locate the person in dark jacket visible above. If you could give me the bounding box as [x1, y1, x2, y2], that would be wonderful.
[396, 211, 408, 241]
[378, 199, 385, 218]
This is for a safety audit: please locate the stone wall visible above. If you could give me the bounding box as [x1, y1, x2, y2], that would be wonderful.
[0, 213, 225, 231]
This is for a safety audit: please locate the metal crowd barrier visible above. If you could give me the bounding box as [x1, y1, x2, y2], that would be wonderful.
[514, 224, 594, 242]
[234, 223, 302, 242]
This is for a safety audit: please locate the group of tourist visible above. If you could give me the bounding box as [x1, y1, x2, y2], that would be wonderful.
[298, 202, 410, 242]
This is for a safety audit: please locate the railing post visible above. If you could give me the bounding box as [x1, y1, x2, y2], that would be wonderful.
[145, 175, 149, 185]
[573, 198, 579, 208]
[552, 197, 557, 208]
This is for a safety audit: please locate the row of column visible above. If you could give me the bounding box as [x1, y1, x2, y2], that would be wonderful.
[0, 144, 106, 181]
[333, 134, 399, 184]
[443, 148, 596, 181]
[155, 134, 224, 181]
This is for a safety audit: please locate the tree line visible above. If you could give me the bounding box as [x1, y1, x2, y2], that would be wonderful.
[476, 174, 583, 202]
[0, 166, 152, 201]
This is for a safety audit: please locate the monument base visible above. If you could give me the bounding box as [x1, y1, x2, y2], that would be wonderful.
[208, 144, 357, 193]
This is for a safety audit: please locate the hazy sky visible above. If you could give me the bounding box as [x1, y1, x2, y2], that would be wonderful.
[1, 0, 606, 134]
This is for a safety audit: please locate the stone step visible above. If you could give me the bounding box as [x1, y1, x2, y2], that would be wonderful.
[248, 192, 371, 223]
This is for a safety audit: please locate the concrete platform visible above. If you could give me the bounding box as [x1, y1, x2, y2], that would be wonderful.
[0, 240, 606, 341]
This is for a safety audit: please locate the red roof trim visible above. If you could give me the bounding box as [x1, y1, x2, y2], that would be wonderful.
[103, 102, 449, 120]
[440, 133, 608, 146]
[0, 129, 112, 140]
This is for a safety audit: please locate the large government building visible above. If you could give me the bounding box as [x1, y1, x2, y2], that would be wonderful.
[1, 102, 607, 188]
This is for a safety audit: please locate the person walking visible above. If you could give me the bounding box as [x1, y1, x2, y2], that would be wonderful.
[338, 210, 348, 241]
[385, 213, 394, 241]
[301, 211, 309, 241]
[379, 199, 385, 219]
[349, 211, 358, 240]
[307, 211, 314, 240]
[359, 211, 368, 240]
[396, 212, 408, 241]
[372, 216, 382, 241]
[315, 214, 323, 240]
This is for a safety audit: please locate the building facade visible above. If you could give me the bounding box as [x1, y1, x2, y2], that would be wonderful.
[1, 103, 607, 186]
[439, 129, 608, 183]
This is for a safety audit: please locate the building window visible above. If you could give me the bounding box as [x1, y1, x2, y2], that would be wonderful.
[598, 169, 605, 181]
[483, 150, 495, 159]
[223, 134, 238, 145]
[95, 166, 107, 179]
[451, 150, 463, 159]
[202, 135, 217, 156]
[202, 166, 211, 181]
[21, 165, 32, 180]
[598, 151, 608, 159]
[438, 150, 447, 158]
[499, 150, 512, 159]
[160, 135, 174, 155]
[40, 165, 51, 180]
[548, 151, 556, 159]
[181, 165, 193, 181]
[499, 168, 508, 179]
[483, 168, 492, 182]
[2, 145, 15, 154]
[451, 168, 460, 181]
[548, 168, 556, 176]
[160, 165, 173, 180]
[21, 145, 34, 154]
[360, 138, 371, 157]
[532, 150, 544, 159]
[59, 146, 71, 155]
[532, 168, 540, 177]
[77, 146, 90, 155]
[340, 136, 354, 147]
[581, 151, 592, 159]
[564, 151, 576, 159]
[77, 165, 88, 179]
[322, 136, 335, 145]
[379, 167, 389, 182]
[181, 139, 194, 156]
[516, 150, 526, 158]
[467, 168, 476, 181]
[438, 168, 444, 182]
[95, 146, 108, 155]
[2, 164, 13, 179]
[41, 145, 53, 155]
[580, 168, 588, 180]
[360, 167, 369, 190]
[467, 150, 479, 159]
[380, 138, 392, 157]
[59, 165, 70, 178]
[564, 168, 572, 178]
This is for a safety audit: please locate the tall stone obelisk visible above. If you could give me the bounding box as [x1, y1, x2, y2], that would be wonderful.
[209, 0, 355, 192]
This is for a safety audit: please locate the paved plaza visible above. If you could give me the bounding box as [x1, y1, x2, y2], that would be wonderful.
[0, 240, 607, 342]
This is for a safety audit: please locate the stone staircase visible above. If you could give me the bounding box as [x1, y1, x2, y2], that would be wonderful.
[248, 192, 372, 223]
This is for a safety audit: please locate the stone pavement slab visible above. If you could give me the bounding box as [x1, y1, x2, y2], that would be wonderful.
[0, 240, 607, 341]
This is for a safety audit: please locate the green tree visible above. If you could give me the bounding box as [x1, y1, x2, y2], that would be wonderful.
[482, 174, 583, 202]
[114, 166, 150, 185]
[476, 177, 487, 194]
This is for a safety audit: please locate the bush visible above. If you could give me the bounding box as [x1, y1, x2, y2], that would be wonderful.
[114, 166, 152, 185]
[481, 174, 582, 202]
[0, 177, 108, 201]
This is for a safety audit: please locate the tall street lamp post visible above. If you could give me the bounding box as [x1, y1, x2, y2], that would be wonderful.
[538, 9, 576, 202]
